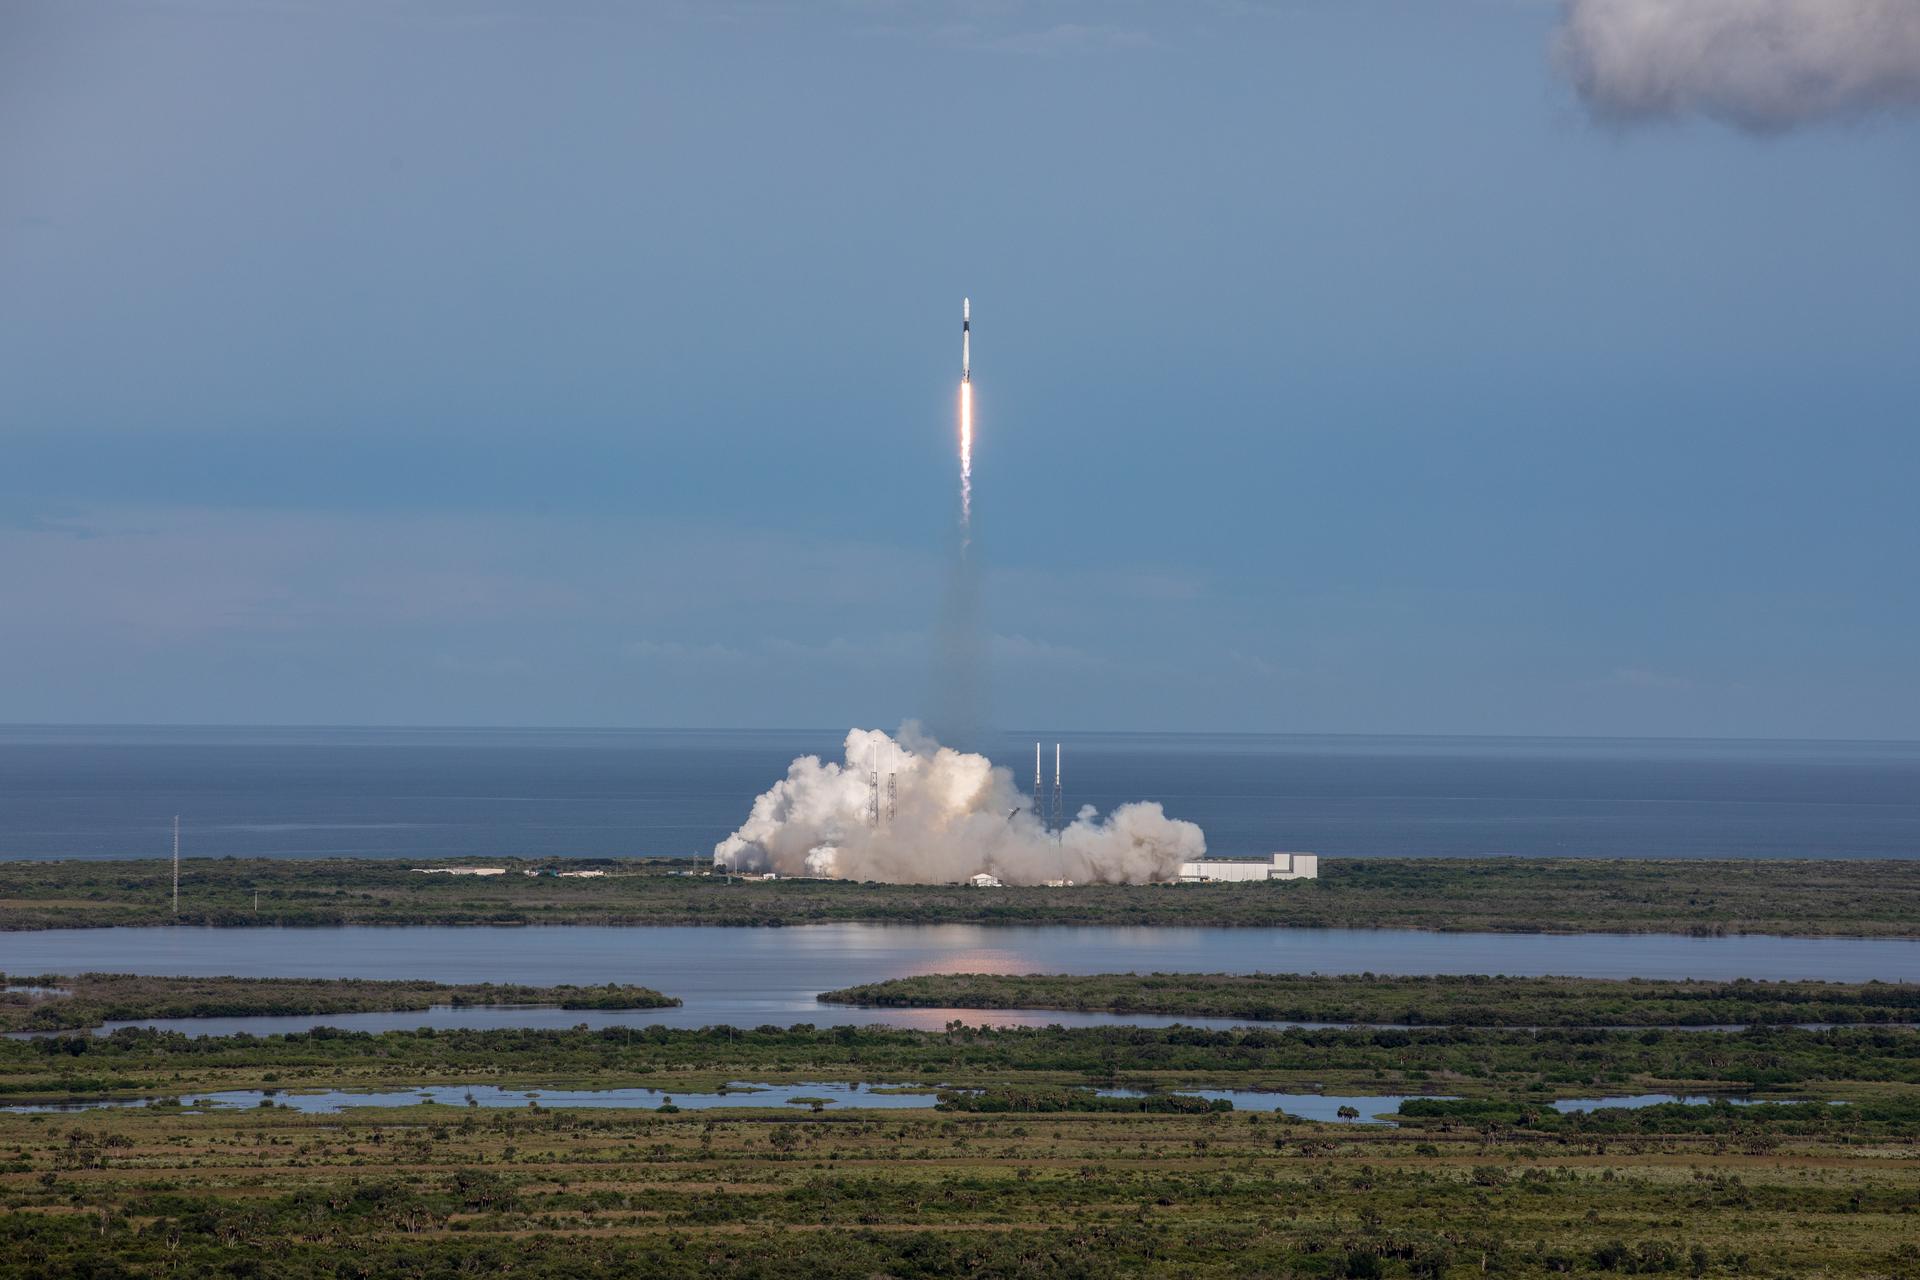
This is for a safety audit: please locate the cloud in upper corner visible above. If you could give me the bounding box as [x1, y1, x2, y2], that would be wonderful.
[1555, 0, 1920, 133]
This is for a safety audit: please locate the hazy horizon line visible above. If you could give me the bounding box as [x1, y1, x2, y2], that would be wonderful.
[3, 722, 1916, 748]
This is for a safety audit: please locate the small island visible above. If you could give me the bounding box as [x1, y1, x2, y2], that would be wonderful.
[818, 971, 1920, 1027]
[0, 973, 679, 1034]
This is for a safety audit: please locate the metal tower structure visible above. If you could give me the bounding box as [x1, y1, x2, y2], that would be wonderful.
[171, 814, 180, 916]
[1051, 744, 1063, 829]
[866, 746, 881, 828]
[1033, 743, 1044, 829]
[886, 773, 897, 825]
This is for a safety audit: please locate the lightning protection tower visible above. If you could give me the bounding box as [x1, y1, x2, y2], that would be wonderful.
[1034, 743, 1045, 830]
[866, 746, 881, 828]
[1051, 744, 1063, 830]
[886, 773, 897, 825]
[171, 814, 180, 916]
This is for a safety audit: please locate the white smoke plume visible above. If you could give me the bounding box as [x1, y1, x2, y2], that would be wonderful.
[1556, 0, 1920, 132]
[713, 726, 1207, 885]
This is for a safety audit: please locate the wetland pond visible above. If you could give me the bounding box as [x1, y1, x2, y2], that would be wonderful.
[1, 1084, 1802, 1123]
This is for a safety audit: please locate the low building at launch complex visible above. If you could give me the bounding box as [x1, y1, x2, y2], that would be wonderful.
[957, 856, 1317, 888]
[1176, 853, 1319, 883]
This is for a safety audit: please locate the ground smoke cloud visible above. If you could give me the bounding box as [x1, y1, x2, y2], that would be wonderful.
[713, 727, 1206, 885]
[1557, 0, 1920, 132]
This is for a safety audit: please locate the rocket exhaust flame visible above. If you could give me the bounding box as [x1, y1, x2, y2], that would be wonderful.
[959, 297, 972, 546]
[933, 296, 984, 747]
[721, 297, 1211, 880]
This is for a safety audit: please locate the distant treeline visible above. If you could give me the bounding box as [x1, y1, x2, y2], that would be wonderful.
[819, 972, 1920, 1027]
[2, 855, 1918, 937]
[0, 973, 678, 1033]
[1396, 1094, 1920, 1139]
[4, 1021, 1915, 1108]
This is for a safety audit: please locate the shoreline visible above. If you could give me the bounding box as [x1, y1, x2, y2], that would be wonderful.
[3, 918, 1916, 941]
[3, 855, 1919, 937]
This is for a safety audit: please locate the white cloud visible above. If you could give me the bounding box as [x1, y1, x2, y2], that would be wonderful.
[1556, 0, 1920, 132]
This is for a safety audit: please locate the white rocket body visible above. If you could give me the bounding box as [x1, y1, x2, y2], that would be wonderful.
[962, 297, 970, 382]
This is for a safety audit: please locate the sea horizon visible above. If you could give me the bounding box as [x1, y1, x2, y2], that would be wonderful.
[5, 724, 1916, 863]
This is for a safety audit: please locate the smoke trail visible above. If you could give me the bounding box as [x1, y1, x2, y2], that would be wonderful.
[931, 302, 983, 747]
[712, 726, 1207, 885]
[959, 380, 973, 547]
[930, 533, 984, 750]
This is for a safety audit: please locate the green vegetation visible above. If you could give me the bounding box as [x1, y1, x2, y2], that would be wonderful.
[4, 1022, 1916, 1106]
[1, 1018, 1915, 1275]
[820, 972, 1920, 1027]
[1394, 1094, 1920, 1139]
[3, 1072, 1917, 1276]
[4, 855, 1919, 935]
[0, 973, 678, 1033]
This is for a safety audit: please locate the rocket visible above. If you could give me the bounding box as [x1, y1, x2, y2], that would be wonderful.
[962, 297, 970, 383]
[958, 296, 975, 536]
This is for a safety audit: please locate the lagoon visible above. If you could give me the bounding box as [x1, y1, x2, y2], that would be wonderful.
[5, 923, 1917, 1035]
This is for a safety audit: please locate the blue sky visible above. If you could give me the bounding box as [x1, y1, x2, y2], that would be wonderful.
[2, 0, 1917, 737]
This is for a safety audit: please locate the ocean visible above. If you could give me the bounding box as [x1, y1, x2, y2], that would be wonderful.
[1, 726, 1916, 863]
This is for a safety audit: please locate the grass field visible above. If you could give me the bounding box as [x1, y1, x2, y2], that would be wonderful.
[2, 1007, 1916, 1275]
[3, 1095, 1916, 1276]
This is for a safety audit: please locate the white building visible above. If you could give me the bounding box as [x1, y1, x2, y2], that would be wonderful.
[967, 872, 1004, 888]
[1176, 853, 1318, 883]
[412, 866, 508, 877]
